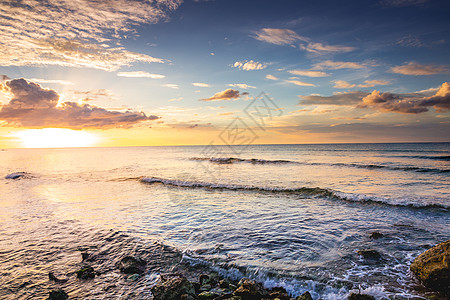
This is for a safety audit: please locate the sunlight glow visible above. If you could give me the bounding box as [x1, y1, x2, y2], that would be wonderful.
[13, 128, 99, 148]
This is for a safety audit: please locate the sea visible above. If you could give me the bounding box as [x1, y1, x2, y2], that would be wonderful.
[0, 143, 449, 299]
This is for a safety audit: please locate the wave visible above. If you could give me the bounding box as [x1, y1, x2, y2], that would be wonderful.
[140, 177, 449, 210]
[190, 157, 449, 174]
[395, 155, 450, 161]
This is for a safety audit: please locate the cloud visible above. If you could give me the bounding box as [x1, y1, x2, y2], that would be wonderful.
[0, 78, 158, 129]
[228, 84, 256, 89]
[381, 0, 428, 7]
[253, 28, 307, 45]
[192, 82, 210, 87]
[0, 0, 180, 71]
[358, 82, 450, 113]
[168, 97, 183, 102]
[163, 84, 179, 89]
[266, 74, 279, 81]
[200, 89, 248, 101]
[334, 80, 391, 89]
[117, 71, 165, 79]
[253, 28, 355, 55]
[29, 78, 74, 85]
[390, 62, 447, 75]
[299, 91, 369, 105]
[299, 42, 355, 54]
[287, 80, 316, 87]
[288, 70, 329, 77]
[233, 60, 267, 71]
[313, 60, 365, 70]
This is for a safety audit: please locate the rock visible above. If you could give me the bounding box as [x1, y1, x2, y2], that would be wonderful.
[198, 291, 220, 300]
[200, 284, 212, 292]
[269, 287, 289, 300]
[127, 274, 141, 281]
[296, 291, 313, 300]
[118, 256, 146, 274]
[357, 249, 382, 260]
[199, 274, 210, 286]
[76, 266, 95, 279]
[369, 232, 384, 239]
[48, 272, 68, 283]
[233, 278, 268, 300]
[5, 172, 28, 179]
[151, 275, 197, 300]
[219, 279, 230, 289]
[348, 293, 375, 300]
[48, 289, 69, 300]
[410, 240, 450, 296]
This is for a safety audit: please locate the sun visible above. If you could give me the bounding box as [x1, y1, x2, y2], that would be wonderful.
[13, 128, 99, 148]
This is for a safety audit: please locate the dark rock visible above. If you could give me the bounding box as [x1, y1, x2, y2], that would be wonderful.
[357, 249, 382, 260]
[200, 284, 212, 292]
[49, 272, 68, 283]
[369, 232, 384, 239]
[76, 266, 95, 279]
[5, 172, 28, 180]
[410, 240, 450, 296]
[234, 278, 268, 300]
[151, 275, 197, 300]
[118, 256, 146, 274]
[198, 291, 220, 300]
[81, 252, 90, 261]
[48, 289, 69, 300]
[199, 274, 210, 286]
[269, 286, 289, 300]
[219, 279, 230, 289]
[296, 291, 313, 300]
[348, 293, 375, 300]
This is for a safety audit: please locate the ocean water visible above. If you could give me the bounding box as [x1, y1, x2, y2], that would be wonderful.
[0, 143, 449, 299]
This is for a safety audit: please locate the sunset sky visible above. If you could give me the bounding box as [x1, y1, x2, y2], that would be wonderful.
[0, 0, 449, 148]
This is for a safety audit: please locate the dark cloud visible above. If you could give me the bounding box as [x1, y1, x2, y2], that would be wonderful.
[359, 82, 450, 113]
[200, 89, 249, 101]
[0, 78, 158, 129]
[299, 91, 369, 105]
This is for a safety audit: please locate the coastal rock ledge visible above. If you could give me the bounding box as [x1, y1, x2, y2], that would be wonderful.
[410, 240, 450, 296]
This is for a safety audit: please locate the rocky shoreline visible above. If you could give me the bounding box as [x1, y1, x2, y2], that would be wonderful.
[43, 229, 449, 300]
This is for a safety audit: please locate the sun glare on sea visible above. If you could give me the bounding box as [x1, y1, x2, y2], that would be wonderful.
[13, 128, 99, 148]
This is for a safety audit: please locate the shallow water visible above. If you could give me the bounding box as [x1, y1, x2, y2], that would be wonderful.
[0, 143, 449, 299]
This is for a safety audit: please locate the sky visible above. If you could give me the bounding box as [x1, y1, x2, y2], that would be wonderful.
[0, 0, 449, 148]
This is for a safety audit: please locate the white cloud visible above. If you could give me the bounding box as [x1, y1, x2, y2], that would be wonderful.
[299, 42, 355, 54]
[163, 84, 179, 89]
[233, 60, 267, 71]
[117, 71, 165, 79]
[169, 97, 183, 102]
[228, 83, 256, 89]
[29, 78, 74, 85]
[287, 80, 316, 87]
[0, 0, 181, 71]
[390, 62, 447, 75]
[266, 74, 279, 81]
[253, 28, 307, 45]
[192, 82, 210, 87]
[313, 60, 365, 70]
[334, 80, 391, 89]
[288, 70, 329, 77]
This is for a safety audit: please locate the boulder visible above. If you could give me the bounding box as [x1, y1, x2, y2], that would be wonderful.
[5, 172, 28, 179]
[151, 275, 197, 300]
[369, 232, 384, 239]
[118, 256, 146, 274]
[296, 291, 313, 300]
[357, 249, 382, 260]
[348, 293, 375, 300]
[410, 240, 450, 296]
[198, 291, 220, 300]
[76, 266, 95, 279]
[48, 289, 68, 300]
[48, 272, 68, 283]
[233, 278, 268, 300]
[269, 286, 290, 300]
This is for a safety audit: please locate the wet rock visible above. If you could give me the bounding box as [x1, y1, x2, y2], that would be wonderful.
[48, 289, 69, 300]
[357, 249, 382, 260]
[118, 256, 146, 274]
[369, 232, 384, 239]
[233, 278, 268, 300]
[410, 240, 450, 296]
[199, 284, 212, 292]
[151, 275, 197, 300]
[198, 291, 220, 300]
[5, 172, 28, 179]
[219, 279, 230, 289]
[76, 266, 95, 279]
[127, 274, 141, 281]
[49, 272, 68, 283]
[199, 274, 210, 286]
[296, 291, 313, 300]
[348, 293, 375, 300]
[269, 286, 289, 300]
